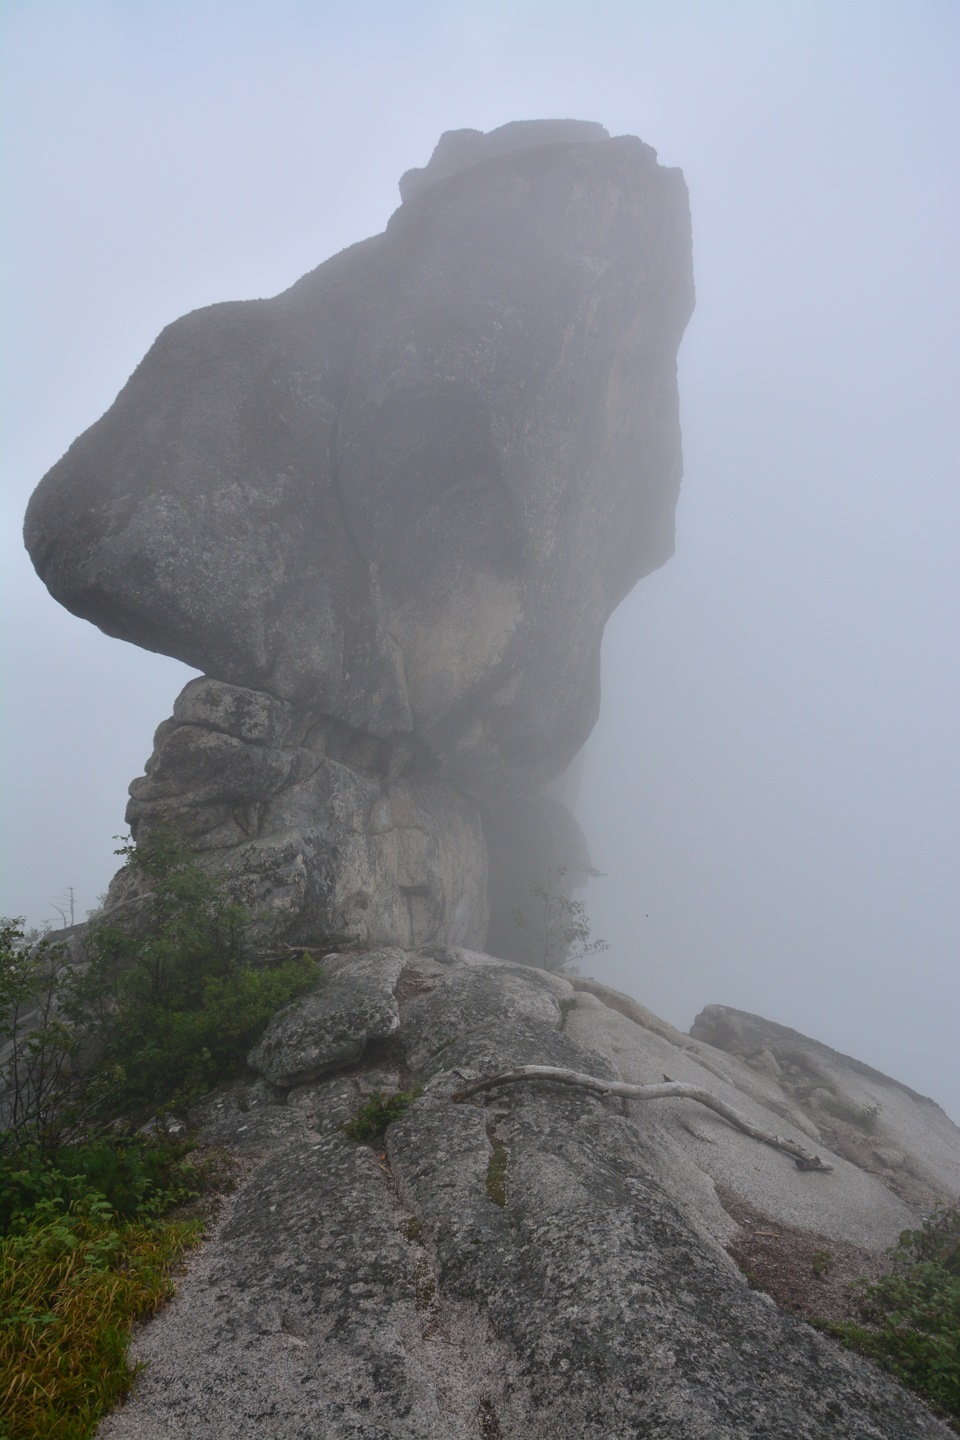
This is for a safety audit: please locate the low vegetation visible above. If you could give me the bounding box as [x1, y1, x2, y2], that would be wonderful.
[485, 1133, 508, 1207]
[0, 1165, 202, 1440]
[819, 1200, 960, 1425]
[1, 828, 318, 1439]
[343, 1087, 423, 1143]
[819, 1093, 883, 1134]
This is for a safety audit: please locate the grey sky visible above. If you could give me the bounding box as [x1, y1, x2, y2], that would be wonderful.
[2, 2, 958, 1120]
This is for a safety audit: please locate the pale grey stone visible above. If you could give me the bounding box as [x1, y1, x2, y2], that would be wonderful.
[98, 950, 958, 1440]
[692, 1003, 960, 1211]
[115, 677, 489, 951]
[25, 126, 692, 805]
[25, 123, 693, 952]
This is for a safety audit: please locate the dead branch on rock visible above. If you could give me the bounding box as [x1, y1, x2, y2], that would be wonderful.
[452, 1066, 834, 1172]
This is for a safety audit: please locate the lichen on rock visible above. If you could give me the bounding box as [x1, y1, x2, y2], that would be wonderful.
[96, 949, 959, 1439]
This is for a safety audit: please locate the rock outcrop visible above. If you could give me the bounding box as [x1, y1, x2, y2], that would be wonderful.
[691, 1003, 960, 1213]
[115, 676, 489, 950]
[24, 120, 694, 950]
[98, 950, 960, 1439]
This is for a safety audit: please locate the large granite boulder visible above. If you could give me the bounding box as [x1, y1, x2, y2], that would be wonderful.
[24, 119, 692, 950]
[96, 950, 960, 1439]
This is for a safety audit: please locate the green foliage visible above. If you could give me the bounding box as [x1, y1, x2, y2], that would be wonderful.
[811, 1247, 834, 1277]
[0, 828, 318, 1437]
[79, 829, 316, 1116]
[0, 1190, 199, 1440]
[0, 1136, 205, 1237]
[3, 832, 318, 1144]
[343, 1088, 423, 1143]
[822, 1200, 960, 1421]
[513, 865, 609, 974]
[89, 830, 251, 1011]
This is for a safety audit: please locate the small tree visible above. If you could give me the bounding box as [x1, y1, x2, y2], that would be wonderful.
[82, 828, 316, 1114]
[514, 866, 608, 974]
[2, 828, 318, 1143]
[0, 921, 95, 1151]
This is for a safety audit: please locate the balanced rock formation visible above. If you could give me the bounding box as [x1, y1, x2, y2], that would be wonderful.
[97, 950, 960, 1439]
[24, 119, 693, 949]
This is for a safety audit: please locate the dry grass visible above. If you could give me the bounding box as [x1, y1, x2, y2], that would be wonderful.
[717, 1185, 887, 1325]
[0, 1204, 200, 1440]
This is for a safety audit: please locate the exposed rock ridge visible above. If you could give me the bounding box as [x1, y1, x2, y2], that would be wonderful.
[398, 118, 612, 201]
[111, 676, 488, 950]
[692, 1003, 960, 1211]
[98, 950, 959, 1439]
[693, 1002, 946, 1108]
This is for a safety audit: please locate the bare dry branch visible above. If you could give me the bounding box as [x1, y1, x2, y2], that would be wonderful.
[452, 1065, 834, 1172]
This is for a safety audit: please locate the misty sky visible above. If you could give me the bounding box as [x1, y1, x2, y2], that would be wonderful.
[2, 2, 958, 1122]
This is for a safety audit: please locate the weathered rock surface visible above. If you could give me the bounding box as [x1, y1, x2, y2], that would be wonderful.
[25, 120, 692, 802]
[25, 120, 692, 951]
[249, 947, 406, 1087]
[98, 950, 959, 1439]
[691, 1003, 960, 1212]
[112, 676, 488, 950]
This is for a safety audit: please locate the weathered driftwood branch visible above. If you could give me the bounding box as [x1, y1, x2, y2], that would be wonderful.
[452, 1066, 834, 1172]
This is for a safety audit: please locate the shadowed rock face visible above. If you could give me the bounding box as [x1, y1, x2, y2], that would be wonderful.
[24, 120, 693, 947]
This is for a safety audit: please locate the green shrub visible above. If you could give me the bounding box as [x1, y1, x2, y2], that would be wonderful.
[3, 832, 319, 1144]
[0, 828, 317, 1438]
[810, 1247, 834, 1277]
[0, 1136, 205, 1236]
[77, 828, 317, 1117]
[93, 950, 318, 1115]
[344, 1088, 422, 1143]
[822, 1200, 960, 1421]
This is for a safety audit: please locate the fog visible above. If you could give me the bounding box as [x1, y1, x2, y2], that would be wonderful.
[2, 3, 957, 1120]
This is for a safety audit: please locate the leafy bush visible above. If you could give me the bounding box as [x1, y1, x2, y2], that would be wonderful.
[0, 1136, 205, 1236]
[0, 827, 319, 1438]
[823, 1200, 960, 1422]
[90, 946, 318, 1116]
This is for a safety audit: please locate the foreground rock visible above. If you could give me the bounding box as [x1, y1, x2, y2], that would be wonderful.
[99, 951, 959, 1439]
[25, 120, 693, 951]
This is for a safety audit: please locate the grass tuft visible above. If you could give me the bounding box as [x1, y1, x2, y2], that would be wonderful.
[343, 1088, 422, 1144]
[0, 1196, 200, 1440]
[819, 1094, 882, 1133]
